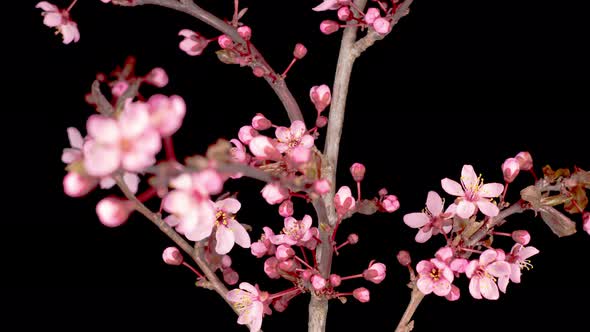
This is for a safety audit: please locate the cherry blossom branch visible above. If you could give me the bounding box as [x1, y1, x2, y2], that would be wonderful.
[394, 284, 425, 332]
[113, 175, 251, 322]
[463, 202, 527, 248]
[114, 0, 303, 123]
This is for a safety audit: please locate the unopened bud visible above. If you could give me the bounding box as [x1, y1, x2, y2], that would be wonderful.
[329, 274, 342, 287]
[315, 115, 328, 128]
[221, 255, 232, 268]
[396, 250, 411, 267]
[382, 195, 400, 212]
[293, 43, 307, 59]
[252, 66, 266, 77]
[353, 287, 370, 303]
[223, 268, 239, 285]
[278, 200, 294, 217]
[96, 197, 132, 228]
[63, 172, 96, 197]
[373, 17, 391, 35]
[218, 34, 233, 49]
[347, 233, 359, 244]
[511, 230, 531, 245]
[337, 7, 352, 21]
[320, 20, 340, 35]
[145, 67, 168, 88]
[237, 26, 252, 40]
[162, 247, 183, 266]
[515, 151, 533, 171]
[502, 157, 520, 183]
[350, 163, 366, 182]
[252, 113, 272, 130]
[311, 275, 326, 291]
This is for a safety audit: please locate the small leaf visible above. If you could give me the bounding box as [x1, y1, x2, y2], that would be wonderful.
[237, 7, 248, 20]
[539, 205, 577, 237]
[356, 199, 379, 215]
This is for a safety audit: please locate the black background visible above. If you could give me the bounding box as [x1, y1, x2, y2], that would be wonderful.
[4, 0, 590, 331]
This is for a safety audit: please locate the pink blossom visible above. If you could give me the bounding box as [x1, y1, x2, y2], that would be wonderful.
[230, 139, 250, 164]
[96, 197, 132, 228]
[146, 94, 186, 137]
[212, 198, 251, 255]
[145, 67, 168, 87]
[382, 195, 400, 212]
[302, 227, 320, 250]
[275, 244, 295, 261]
[465, 249, 511, 300]
[249, 136, 281, 160]
[263, 257, 280, 279]
[416, 252, 454, 297]
[238, 126, 259, 145]
[227, 282, 266, 332]
[363, 261, 386, 284]
[312, 0, 347, 11]
[271, 215, 314, 246]
[178, 29, 209, 56]
[251, 227, 277, 258]
[583, 212, 590, 235]
[403, 191, 454, 243]
[275, 120, 314, 163]
[502, 157, 520, 183]
[515, 151, 533, 171]
[162, 247, 183, 266]
[252, 113, 272, 131]
[63, 172, 96, 197]
[334, 186, 355, 216]
[83, 102, 162, 177]
[261, 182, 289, 205]
[36, 2, 80, 44]
[441, 165, 504, 218]
[310, 85, 332, 113]
[498, 244, 539, 292]
[278, 259, 298, 272]
[353, 287, 370, 303]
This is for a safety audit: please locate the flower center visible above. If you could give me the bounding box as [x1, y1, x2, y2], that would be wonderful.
[518, 259, 533, 271]
[216, 210, 230, 227]
[460, 174, 485, 201]
[429, 268, 440, 281]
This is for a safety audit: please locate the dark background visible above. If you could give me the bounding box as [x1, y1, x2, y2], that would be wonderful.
[4, 0, 589, 331]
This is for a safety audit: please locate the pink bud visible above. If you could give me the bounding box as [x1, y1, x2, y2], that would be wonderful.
[63, 172, 96, 197]
[279, 200, 294, 217]
[353, 287, 370, 303]
[583, 212, 590, 235]
[329, 274, 342, 287]
[162, 247, 183, 266]
[146, 67, 168, 88]
[350, 163, 366, 182]
[221, 255, 232, 268]
[511, 230, 531, 245]
[293, 43, 308, 59]
[252, 113, 272, 130]
[347, 233, 359, 244]
[264, 257, 281, 279]
[273, 297, 289, 312]
[363, 262, 386, 284]
[495, 249, 506, 261]
[378, 188, 388, 196]
[278, 259, 297, 272]
[365, 8, 381, 24]
[261, 182, 289, 205]
[373, 17, 391, 35]
[276, 244, 295, 261]
[311, 275, 327, 291]
[315, 115, 328, 128]
[396, 250, 411, 267]
[238, 125, 258, 144]
[237, 26, 252, 40]
[382, 195, 400, 212]
[111, 81, 129, 97]
[320, 20, 340, 35]
[223, 268, 239, 285]
[445, 285, 461, 301]
[218, 34, 233, 49]
[450, 258, 468, 273]
[249, 136, 281, 160]
[310, 85, 331, 113]
[301, 269, 313, 281]
[96, 197, 132, 228]
[502, 157, 520, 183]
[313, 179, 331, 195]
[337, 7, 352, 21]
[515, 151, 533, 171]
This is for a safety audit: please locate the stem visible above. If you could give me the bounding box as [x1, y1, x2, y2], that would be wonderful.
[163, 137, 177, 161]
[119, 0, 303, 123]
[268, 287, 300, 301]
[136, 186, 157, 203]
[294, 255, 315, 271]
[463, 201, 527, 248]
[394, 286, 425, 332]
[281, 58, 297, 78]
[340, 273, 363, 281]
[66, 0, 78, 12]
[182, 261, 205, 279]
[356, 181, 362, 201]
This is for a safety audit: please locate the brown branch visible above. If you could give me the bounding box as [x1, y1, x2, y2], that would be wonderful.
[114, 0, 303, 123]
[394, 284, 424, 332]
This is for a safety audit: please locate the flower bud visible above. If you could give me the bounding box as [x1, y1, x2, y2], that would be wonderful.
[382, 195, 400, 212]
[223, 268, 239, 285]
[278, 259, 297, 272]
[261, 182, 289, 205]
[264, 257, 280, 279]
[293, 43, 308, 59]
[511, 230, 531, 245]
[445, 285, 461, 301]
[347, 233, 359, 244]
[350, 163, 366, 182]
[278, 200, 294, 217]
[373, 17, 391, 35]
[329, 274, 342, 287]
[63, 172, 96, 197]
[365, 8, 381, 24]
[301, 269, 313, 281]
[502, 157, 520, 183]
[273, 297, 289, 312]
[315, 115, 328, 128]
[252, 113, 272, 130]
[162, 247, 183, 266]
[221, 255, 232, 268]
[310, 85, 331, 113]
[353, 287, 370, 303]
[111, 81, 129, 97]
[396, 250, 411, 267]
[337, 7, 352, 21]
[378, 188, 388, 196]
[238, 125, 258, 145]
[276, 244, 295, 261]
[582, 212, 589, 235]
[311, 275, 327, 291]
[218, 34, 233, 49]
[96, 197, 132, 228]
[363, 262, 386, 284]
[515, 151, 533, 171]
[145, 67, 168, 88]
[313, 179, 331, 195]
[237, 26, 252, 40]
[320, 20, 340, 35]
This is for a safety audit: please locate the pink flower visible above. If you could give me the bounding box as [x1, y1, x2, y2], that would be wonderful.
[403, 191, 454, 243]
[227, 282, 266, 332]
[261, 182, 289, 205]
[275, 244, 295, 261]
[146, 94, 186, 137]
[271, 215, 314, 246]
[252, 113, 272, 131]
[583, 212, 590, 235]
[163, 171, 223, 241]
[363, 261, 386, 284]
[263, 257, 280, 279]
[465, 249, 511, 300]
[382, 195, 400, 212]
[334, 186, 355, 216]
[36, 2, 80, 44]
[498, 244, 539, 292]
[365, 8, 381, 24]
[275, 120, 314, 163]
[162, 247, 183, 266]
[441, 165, 504, 218]
[312, 0, 347, 11]
[178, 29, 209, 56]
[249, 136, 281, 160]
[212, 198, 251, 255]
[230, 139, 250, 164]
[310, 85, 332, 113]
[83, 102, 162, 177]
[416, 249, 455, 297]
[251, 227, 276, 258]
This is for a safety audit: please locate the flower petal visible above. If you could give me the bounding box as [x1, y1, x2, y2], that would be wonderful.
[476, 200, 499, 217]
[519, 246, 540, 260]
[456, 200, 476, 219]
[433, 279, 452, 296]
[479, 277, 499, 300]
[469, 278, 482, 299]
[416, 277, 434, 295]
[215, 225, 236, 255]
[415, 228, 433, 243]
[67, 127, 84, 149]
[461, 165, 478, 189]
[403, 213, 430, 228]
[426, 191, 444, 215]
[487, 261, 511, 277]
[479, 249, 498, 266]
[216, 198, 241, 214]
[479, 183, 504, 198]
[441, 178, 464, 196]
[229, 219, 251, 249]
[290, 120, 307, 138]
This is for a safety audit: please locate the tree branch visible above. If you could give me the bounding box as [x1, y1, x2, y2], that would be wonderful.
[394, 284, 424, 332]
[115, 0, 303, 123]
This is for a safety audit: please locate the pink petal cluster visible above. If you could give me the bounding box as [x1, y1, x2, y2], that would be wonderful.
[178, 29, 209, 56]
[466, 249, 511, 300]
[251, 227, 277, 258]
[212, 198, 251, 254]
[498, 244, 539, 292]
[363, 261, 386, 284]
[334, 186, 355, 216]
[261, 182, 289, 205]
[271, 215, 314, 246]
[83, 102, 162, 177]
[441, 165, 504, 218]
[275, 120, 314, 163]
[403, 191, 454, 243]
[310, 85, 332, 113]
[416, 248, 455, 296]
[36, 2, 79, 44]
[227, 282, 267, 332]
[146, 94, 186, 137]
